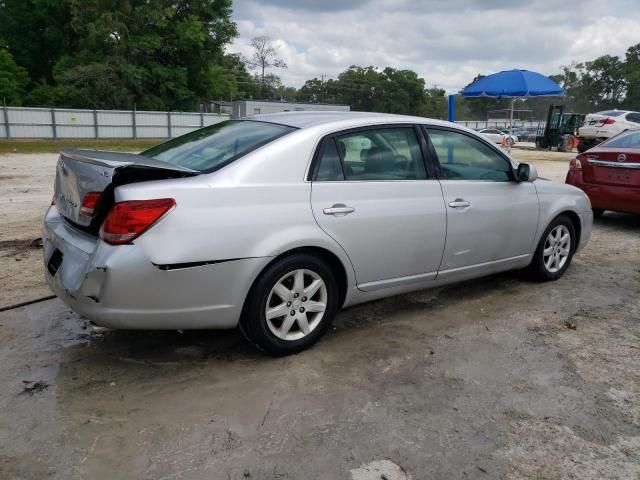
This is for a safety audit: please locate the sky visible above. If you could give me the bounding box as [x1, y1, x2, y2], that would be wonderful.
[229, 0, 640, 93]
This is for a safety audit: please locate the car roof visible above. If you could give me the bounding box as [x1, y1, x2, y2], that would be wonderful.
[246, 110, 454, 129]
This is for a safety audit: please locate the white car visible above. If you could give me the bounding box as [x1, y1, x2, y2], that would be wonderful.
[578, 110, 640, 152]
[478, 128, 518, 146]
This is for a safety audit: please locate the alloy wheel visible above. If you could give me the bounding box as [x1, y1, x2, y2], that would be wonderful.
[265, 269, 328, 341]
[543, 225, 571, 273]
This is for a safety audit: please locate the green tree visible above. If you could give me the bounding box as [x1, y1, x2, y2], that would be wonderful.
[623, 43, 640, 110]
[298, 78, 324, 102]
[222, 53, 261, 99]
[298, 66, 446, 117]
[2, 0, 239, 110]
[0, 0, 73, 84]
[0, 41, 30, 105]
[55, 0, 238, 110]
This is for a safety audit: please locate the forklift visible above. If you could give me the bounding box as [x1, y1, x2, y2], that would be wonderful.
[535, 105, 585, 152]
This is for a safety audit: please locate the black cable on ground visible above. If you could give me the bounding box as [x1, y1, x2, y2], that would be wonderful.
[0, 295, 56, 313]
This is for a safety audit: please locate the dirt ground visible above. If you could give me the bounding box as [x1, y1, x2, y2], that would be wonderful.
[0, 147, 639, 479]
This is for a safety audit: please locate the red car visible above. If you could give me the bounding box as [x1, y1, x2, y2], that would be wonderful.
[566, 129, 640, 217]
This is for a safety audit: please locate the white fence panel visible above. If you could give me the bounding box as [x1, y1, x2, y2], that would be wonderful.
[171, 112, 201, 127]
[171, 127, 194, 137]
[135, 111, 168, 138]
[55, 109, 94, 125]
[455, 120, 544, 130]
[96, 110, 133, 138]
[0, 106, 5, 138]
[97, 110, 132, 126]
[6, 107, 53, 138]
[57, 125, 96, 139]
[203, 115, 227, 127]
[98, 126, 135, 138]
[8, 107, 51, 124]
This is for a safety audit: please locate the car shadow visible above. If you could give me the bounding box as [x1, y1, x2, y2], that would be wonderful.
[55, 214, 638, 369]
[58, 268, 525, 369]
[594, 211, 640, 232]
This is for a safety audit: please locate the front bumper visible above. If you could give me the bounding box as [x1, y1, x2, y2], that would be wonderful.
[43, 207, 271, 330]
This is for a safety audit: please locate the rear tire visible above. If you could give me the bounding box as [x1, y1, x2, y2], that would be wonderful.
[240, 254, 339, 356]
[577, 140, 591, 153]
[592, 208, 605, 219]
[527, 215, 576, 281]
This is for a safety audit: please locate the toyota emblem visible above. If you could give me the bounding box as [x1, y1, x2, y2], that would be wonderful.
[617, 154, 626, 162]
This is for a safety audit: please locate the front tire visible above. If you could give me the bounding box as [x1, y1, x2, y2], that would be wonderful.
[240, 254, 339, 356]
[527, 215, 576, 281]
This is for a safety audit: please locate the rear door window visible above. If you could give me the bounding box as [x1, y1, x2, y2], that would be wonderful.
[142, 120, 295, 172]
[337, 127, 427, 180]
[625, 113, 640, 124]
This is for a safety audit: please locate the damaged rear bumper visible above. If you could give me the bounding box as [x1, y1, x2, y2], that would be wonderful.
[42, 206, 270, 330]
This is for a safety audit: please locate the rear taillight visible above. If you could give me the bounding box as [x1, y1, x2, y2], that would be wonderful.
[80, 192, 101, 216]
[602, 118, 616, 125]
[99, 198, 175, 245]
[569, 158, 582, 170]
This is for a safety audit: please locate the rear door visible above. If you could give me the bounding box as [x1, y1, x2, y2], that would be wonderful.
[309, 125, 447, 291]
[423, 126, 539, 278]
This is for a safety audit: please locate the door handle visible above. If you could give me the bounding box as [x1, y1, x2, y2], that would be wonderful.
[448, 199, 471, 209]
[323, 204, 355, 216]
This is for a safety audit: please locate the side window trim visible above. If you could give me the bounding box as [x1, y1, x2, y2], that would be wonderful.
[332, 136, 348, 180]
[308, 136, 345, 182]
[420, 125, 516, 181]
[309, 123, 432, 182]
[414, 124, 438, 179]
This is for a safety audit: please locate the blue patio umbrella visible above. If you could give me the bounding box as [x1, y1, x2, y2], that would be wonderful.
[461, 69, 565, 149]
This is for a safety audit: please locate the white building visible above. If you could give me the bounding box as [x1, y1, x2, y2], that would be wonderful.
[232, 100, 350, 119]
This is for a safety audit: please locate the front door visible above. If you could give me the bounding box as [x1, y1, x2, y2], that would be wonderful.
[424, 127, 539, 279]
[310, 126, 447, 291]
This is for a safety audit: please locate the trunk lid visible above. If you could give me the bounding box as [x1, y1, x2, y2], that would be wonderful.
[580, 148, 640, 187]
[54, 149, 198, 230]
[583, 113, 609, 128]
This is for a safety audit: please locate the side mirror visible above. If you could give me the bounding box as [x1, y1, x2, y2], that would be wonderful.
[517, 163, 538, 182]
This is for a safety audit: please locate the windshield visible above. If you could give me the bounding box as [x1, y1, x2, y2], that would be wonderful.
[142, 120, 295, 172]
[601, 130, 640, 149]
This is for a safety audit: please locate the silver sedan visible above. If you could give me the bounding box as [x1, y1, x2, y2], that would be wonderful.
[43, 112, 592, 355]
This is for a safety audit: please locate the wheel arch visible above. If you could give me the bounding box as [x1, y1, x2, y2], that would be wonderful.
[241, 246, 351, 322]
[558, 210, 582, 251]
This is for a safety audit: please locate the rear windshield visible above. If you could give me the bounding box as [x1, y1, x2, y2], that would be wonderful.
[597, 110, 625, 117]
[601, 130, 640, 149]
[142, 120, 295, 172]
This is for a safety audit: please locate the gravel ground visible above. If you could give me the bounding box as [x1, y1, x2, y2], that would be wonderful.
[0, 148, 639, 479]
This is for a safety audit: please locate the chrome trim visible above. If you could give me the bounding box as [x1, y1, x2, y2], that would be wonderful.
[358, 271, 437, 292]
[587, 159, 640, 169]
